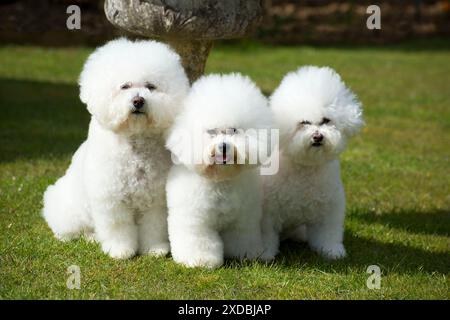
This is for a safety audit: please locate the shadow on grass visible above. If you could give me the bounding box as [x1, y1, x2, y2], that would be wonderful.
[0, 78, 89, 163]
[351, 209, 450, 238]
[271, 229, 450, 275]
[223, 209, 449, 274]
[261, 237, 449, 275]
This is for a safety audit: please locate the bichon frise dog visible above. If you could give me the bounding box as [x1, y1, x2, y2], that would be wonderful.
[42, 38, 189, 259]
[165, 73, 275, 268]
[262, 66, 364, 260]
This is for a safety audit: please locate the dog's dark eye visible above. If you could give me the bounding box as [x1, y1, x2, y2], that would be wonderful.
[145, 83, 156, 91]
[299, 120, 311, 126]
[228, 128, 238, 135]
[206, 129, 217, 136]
[120, 83, 131, 90]
[320, 117, 331, 125]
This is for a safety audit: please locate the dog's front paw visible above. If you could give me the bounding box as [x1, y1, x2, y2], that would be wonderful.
[312, 243, 347, 260]
[173, 252, 223, 269]
[259, 250, 276, 262]
[102, 241, 137, 260]
[83, 231, 97, 243]
[54, 232, 79, 242]
[181, 257, 224, 269]
[139, 242, 170, 257]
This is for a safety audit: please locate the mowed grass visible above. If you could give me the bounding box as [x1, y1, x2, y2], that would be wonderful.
[0, 42, 449, 299]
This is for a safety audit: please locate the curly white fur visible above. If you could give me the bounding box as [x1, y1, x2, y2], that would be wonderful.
[166, 74, 275, 268]
[262, 66, 364, 260]
[42, 38, 189, 259]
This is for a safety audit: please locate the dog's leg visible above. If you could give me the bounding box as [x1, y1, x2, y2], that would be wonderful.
[138, 206, 170, 257]
[92, 204, 138, 259]
[168, 214, 224, 269]
[307, 197, 346, 260]
[260, 213, 279, 261]
[222, 211, 267, 261]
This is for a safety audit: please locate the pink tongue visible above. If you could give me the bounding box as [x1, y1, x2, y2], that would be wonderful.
[215, 155, 228, 163]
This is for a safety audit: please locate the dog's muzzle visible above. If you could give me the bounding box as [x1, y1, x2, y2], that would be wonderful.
[214, 142, 234, 164]
[311, 132, 324, 147]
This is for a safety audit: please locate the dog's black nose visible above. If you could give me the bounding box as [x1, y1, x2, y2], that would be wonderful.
[312, 132, 324, 142]
[132, 96, 145, 109]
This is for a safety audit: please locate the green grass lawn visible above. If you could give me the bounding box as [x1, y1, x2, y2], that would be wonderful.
[0, 42, 449, 299]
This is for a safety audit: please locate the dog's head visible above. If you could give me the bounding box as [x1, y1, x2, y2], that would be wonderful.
[271, 66, 364, 165]
[166, 73, 274, 181]
[79, 38, 189, 135]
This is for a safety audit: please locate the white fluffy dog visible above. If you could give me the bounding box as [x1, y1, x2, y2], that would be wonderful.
[166, 74, 275, 268]
[262, 66, 364, 259]
[42, 38, 189, 259]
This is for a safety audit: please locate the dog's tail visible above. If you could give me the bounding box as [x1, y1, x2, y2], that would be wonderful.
[42, 144, 91, 241]
[42, 175, 90, 241]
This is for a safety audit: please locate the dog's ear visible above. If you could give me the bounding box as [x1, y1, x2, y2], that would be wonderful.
[166, 123, 192, 166]
[334, 95, 364, 138]
[239, 126, 274, 166]
[342, 101, 364, 137]
[79, 51, 101, 115]
[79, 83, 104, 117]
[79, 82, 118, 130]
[78, 48, 122, 130]
[328, 84, 364, 139]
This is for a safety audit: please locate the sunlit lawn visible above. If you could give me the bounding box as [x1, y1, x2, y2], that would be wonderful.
[0, 41, 449, 299]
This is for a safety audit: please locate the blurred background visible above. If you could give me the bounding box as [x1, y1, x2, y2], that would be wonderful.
[1, 0, 449, 46]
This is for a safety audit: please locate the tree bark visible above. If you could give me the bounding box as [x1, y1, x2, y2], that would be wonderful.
[166, 39, 213, 83]
[104, 0, 263, 82]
